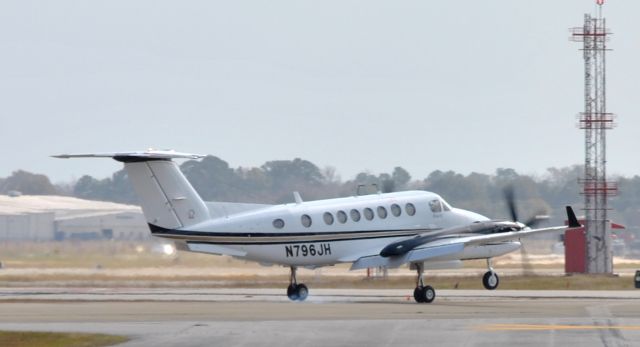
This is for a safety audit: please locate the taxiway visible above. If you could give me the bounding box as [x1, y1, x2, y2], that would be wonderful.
[0, 288, 639, 346]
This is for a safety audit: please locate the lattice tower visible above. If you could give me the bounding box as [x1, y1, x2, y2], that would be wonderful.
[570, 2, 617, 274]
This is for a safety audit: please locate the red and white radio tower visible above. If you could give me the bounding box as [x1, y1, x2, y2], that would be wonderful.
[570, 0, 617, 274]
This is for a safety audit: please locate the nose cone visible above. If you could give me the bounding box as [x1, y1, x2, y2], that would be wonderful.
[452, 208, 490, 223]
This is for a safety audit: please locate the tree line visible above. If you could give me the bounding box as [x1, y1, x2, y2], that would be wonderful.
[1, 156, 639, 229]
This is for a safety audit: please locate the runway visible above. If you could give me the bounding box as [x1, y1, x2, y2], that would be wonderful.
[0, 288, 639, 347]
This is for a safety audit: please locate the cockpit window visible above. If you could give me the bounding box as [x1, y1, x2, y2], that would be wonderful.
[441, 199, 451, 211]
[429, 199, 443, 213]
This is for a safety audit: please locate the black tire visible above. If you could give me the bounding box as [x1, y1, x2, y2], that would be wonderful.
[296, 283, 309, 301]
[413, 287, 426, 303]
[423, 285, 436, 303]
[287, 284, 299, 300]
[413, 286, 436, 303]
[482, 271, 499, 290]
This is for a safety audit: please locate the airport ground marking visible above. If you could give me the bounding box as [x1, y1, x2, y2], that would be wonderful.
[476, 324, 640, 331]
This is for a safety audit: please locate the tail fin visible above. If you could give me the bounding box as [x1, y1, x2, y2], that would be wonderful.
[54, 150, 210, 229]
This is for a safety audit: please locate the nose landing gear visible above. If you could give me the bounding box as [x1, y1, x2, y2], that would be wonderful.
[482, 258, 499, 290]
[286, 266, 309, 301]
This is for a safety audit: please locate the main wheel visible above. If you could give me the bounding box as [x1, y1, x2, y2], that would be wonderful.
[482, 271, 499, 290]
[296, 283, 309, 301]
[413, 286, 426, 303]
[423, 285, 436, 303]
[287, 284, 299, 301]
[413, 286, 436, 303]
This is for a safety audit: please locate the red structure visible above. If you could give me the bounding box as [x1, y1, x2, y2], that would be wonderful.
[564, 219, 625, 274]
[565, 227, 587, 273]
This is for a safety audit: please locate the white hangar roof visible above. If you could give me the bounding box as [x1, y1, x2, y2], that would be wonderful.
[0, 195, 141, 220]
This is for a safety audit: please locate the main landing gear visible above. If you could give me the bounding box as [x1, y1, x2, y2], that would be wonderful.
[286, 266, 309, 301]
[410, 258, 500, 303]
[413, 262, 435, 303]
[482, 258, 499, 290]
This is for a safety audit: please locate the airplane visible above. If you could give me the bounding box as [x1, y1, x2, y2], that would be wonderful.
[54, 150, 581, 303]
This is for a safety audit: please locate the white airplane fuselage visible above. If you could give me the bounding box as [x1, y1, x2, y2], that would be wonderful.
[154, 190, 518, 267]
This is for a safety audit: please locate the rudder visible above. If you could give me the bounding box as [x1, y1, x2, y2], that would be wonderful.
[125, 160, 209, 229]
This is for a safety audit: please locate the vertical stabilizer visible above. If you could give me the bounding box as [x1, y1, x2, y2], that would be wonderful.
[125, 160, 209, 229]
[53, 150, 210, 229]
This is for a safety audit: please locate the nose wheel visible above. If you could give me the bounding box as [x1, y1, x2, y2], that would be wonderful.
[413, 262, 436, 303]
[482, 258, 499, 290]
[286, 266, 309, 301]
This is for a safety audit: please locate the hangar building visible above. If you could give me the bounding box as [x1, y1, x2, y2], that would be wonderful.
[0, 195, 148, 241]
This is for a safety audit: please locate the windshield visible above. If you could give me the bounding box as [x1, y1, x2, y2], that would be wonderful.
[429, 199, 442, 213]
[440, 198, 452, 211]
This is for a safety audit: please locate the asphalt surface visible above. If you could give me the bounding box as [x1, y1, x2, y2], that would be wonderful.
[0, 288, 639, 347]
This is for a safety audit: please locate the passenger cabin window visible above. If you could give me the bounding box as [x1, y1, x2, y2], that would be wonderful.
[273, 219, 285, 229]
[363, 208, 374, 221]
[337, 210, 347, 223]
[301, 214, 312, 227]
[390, 204, 402, 217]
[377, 206, 387, 219]
[323, 212, 334, 225]
[405, 203, 416, 216]
[429, 199, 443, 213]
[350, 209, 361, 222]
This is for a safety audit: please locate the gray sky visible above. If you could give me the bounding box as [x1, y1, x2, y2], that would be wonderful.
[1, 1, 638, 183]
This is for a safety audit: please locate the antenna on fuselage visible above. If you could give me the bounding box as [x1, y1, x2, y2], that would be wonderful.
[293, 191, 303, 204]
[356, 184, 381, 196]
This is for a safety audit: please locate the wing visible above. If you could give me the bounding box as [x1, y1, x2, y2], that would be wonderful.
[350, 206, 579, 270]
[350, 242, 466, 270]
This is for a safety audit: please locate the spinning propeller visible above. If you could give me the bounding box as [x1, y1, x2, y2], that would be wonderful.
[503, 186, 547, 230]
[502, 186, 548, 275]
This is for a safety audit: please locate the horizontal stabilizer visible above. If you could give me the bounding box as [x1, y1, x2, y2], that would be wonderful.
[52, 150, 204, 162]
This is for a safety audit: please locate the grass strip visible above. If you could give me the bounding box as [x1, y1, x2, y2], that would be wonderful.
[0, 331, 128, 347]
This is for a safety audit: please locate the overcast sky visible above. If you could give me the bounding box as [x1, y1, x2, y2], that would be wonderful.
[0, 1, 638, 183]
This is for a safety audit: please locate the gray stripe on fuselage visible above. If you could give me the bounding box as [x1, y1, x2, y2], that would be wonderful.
[149, 226, 431, 245]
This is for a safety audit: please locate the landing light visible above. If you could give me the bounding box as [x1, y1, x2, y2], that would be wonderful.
[162, 244, 176, 256]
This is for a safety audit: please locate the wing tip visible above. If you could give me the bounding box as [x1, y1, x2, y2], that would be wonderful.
[565, 206, 581, 228]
